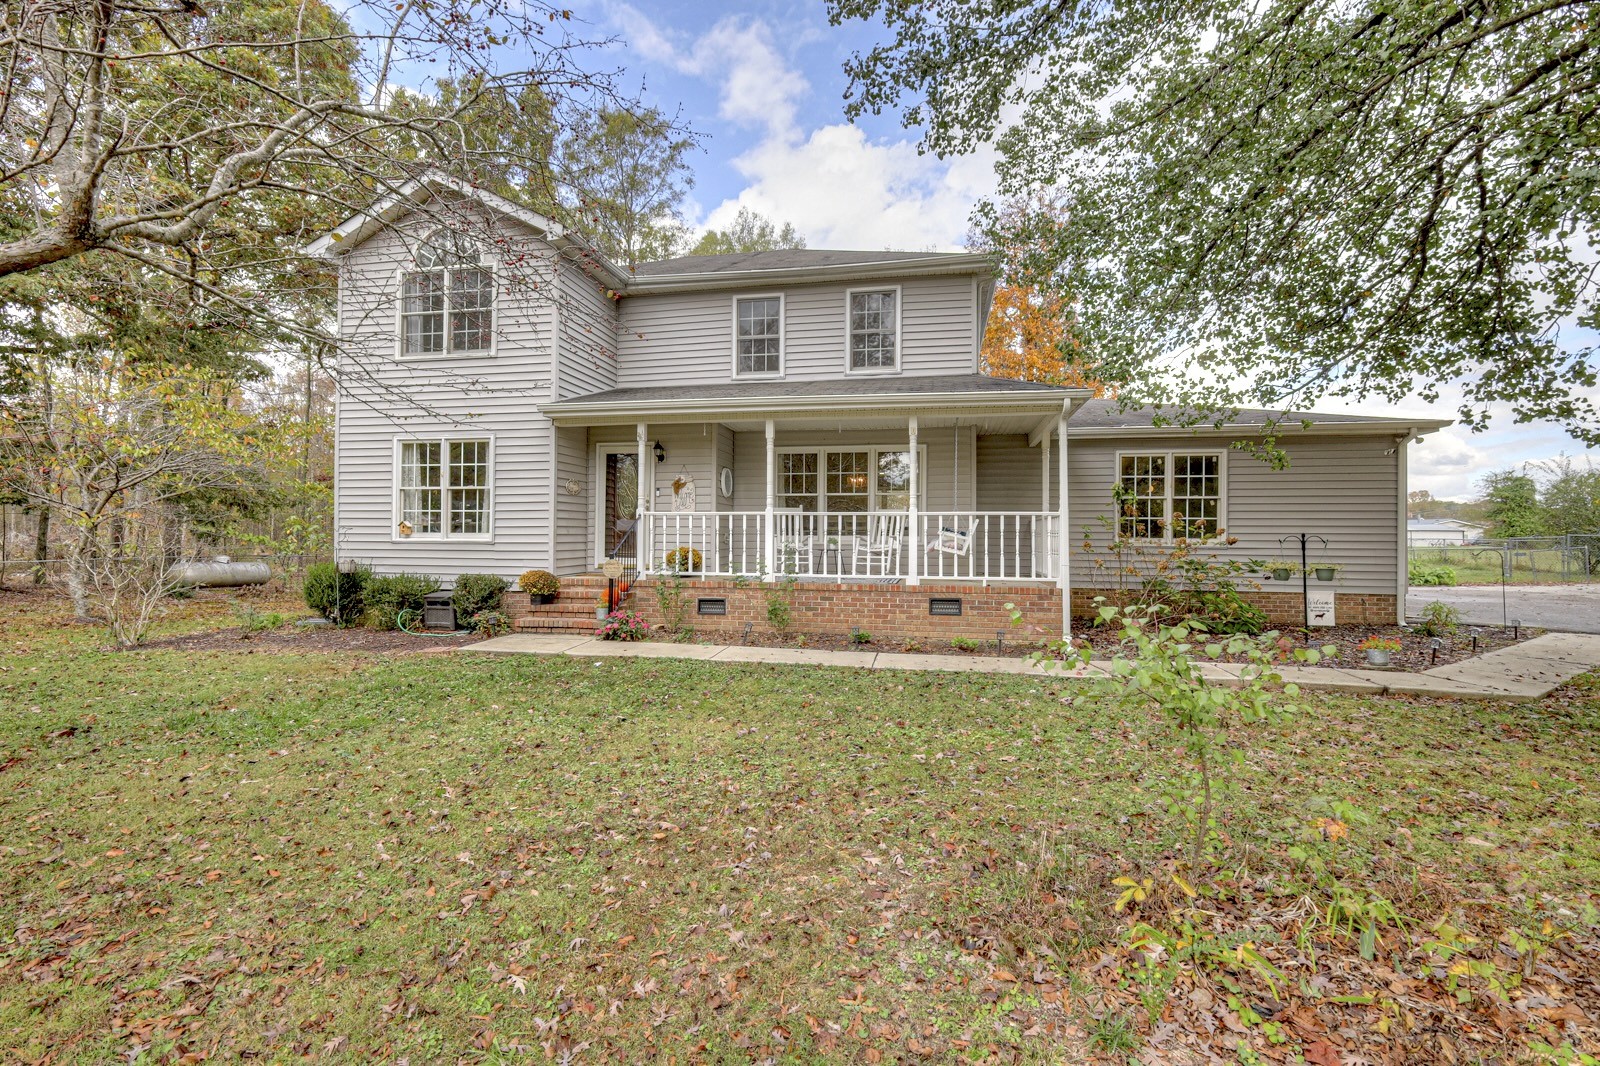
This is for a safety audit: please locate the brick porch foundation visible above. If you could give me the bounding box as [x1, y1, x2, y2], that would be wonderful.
[630, 578, 1398, 640]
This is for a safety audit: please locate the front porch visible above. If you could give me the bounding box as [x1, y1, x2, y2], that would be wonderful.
[544, 377, 1090, 601]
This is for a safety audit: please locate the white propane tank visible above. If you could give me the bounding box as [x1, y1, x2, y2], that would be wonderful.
[173, 560, 272, 587]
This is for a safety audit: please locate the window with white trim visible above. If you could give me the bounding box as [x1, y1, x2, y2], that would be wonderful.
[397, 438, 491, 538]
[847, 289, 898, 371]
[402, 231, 493, 355]
[1117, 452, 1222, 540]
[777, 447, 924, 513]
[735, 296, 782, 375]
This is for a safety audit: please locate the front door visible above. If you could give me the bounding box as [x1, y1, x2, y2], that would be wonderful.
[598, 449, 639, 563]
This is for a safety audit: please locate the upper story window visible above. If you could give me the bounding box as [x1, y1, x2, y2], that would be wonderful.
[847, 288, 899, 372]
[396, 437, 492, 539]
[1117, 452, 1223, 540]
[402, 231, 493, 356]
[734, 295, 783, 376]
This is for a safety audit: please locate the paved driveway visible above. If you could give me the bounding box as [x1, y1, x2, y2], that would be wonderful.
[1407, 584, 1600, 634]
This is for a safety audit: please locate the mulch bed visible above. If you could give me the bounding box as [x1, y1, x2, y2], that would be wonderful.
[676, 622, 1536, 673]
[143, 624, 486, 655]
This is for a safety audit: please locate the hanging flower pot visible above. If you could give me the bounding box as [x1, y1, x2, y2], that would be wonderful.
[1262, 560, 1299, 581]
[1313, 563, 1343, 582]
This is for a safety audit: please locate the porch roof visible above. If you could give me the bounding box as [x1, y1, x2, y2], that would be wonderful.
[540, 374, 1090, 433]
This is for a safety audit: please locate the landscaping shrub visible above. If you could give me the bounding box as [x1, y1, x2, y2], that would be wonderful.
[363, 572, 440, 630]
[596, 609, 650, 641]
[517, 569, 560, 597]
[1414, 600, 1462, 637]
[303, 561, 370, 625]
[451, 573, 508, 620]
[466, 609, 512, 636]
[1409, 563, 1458, 586]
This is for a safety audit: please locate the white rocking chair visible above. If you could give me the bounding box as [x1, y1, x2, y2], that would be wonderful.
[852, 513, 904, 577]
[773, 509, 814, 574]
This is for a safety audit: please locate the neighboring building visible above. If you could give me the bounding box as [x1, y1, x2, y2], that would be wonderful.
[307, 174, 1450, 637]
[1407, 517, 1486, 547]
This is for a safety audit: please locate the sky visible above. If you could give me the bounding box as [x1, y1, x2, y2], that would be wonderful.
[575, 0, 1595, 501]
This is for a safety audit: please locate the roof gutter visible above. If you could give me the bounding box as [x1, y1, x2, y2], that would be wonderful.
[1063, 418, 1453, 440]
[539, 387, 1093, 426]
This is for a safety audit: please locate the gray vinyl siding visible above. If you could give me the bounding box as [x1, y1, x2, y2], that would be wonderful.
[556, 260, 619, 400]
[333, 208, 560, 584]
[615, 274, 981, 388]
[1061, 434, 1400, 595]
[552, 426, 590, 575]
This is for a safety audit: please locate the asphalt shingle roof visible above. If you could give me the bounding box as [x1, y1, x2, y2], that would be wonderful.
[1067, 399, 1388, 430]
[630, 249, 978, 277]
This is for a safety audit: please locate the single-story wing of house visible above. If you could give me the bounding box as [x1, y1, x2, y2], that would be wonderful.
[306, 173, 1450, 637]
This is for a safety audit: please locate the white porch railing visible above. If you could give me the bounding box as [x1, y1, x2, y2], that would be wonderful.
[640, 511, 1059, 584]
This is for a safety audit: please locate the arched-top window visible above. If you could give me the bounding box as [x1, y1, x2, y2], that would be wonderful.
[401, 230, 494, 355]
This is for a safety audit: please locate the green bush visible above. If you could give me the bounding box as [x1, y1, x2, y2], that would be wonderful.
[451, 573, 508, 621]
[303, 561, 370, 625]
[1414, 600, 1462, 638]
[363, 572, 440, 630]
[466, 609, 512, 636]
[1409, 563, 1458, 586]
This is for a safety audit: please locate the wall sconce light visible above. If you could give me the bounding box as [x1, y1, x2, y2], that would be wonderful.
[652, 440, 665, 463]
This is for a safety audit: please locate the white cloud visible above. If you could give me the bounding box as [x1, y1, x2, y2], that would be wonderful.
[609, 3, 990, 250]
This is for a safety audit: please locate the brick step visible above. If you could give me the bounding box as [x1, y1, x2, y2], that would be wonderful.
[513, 616, 600, 633]
[514, 604, 602, 618]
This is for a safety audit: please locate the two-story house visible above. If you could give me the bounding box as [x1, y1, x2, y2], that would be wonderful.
[309, 173, 1446, 638]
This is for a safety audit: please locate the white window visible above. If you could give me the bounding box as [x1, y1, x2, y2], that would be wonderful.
[847, 288, 899, 372]
[776, 447, 924, 514]
[734, 295, 783, 375]
[1116, 452, 1223, 540]
[396, 437, 492, 539]
[401, 231, 494, 356]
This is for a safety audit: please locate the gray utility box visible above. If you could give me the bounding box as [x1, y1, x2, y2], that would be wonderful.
[422, 592, 456, 630]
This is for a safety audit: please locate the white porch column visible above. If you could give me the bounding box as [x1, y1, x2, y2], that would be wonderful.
[1056, 412, 1072, 640]
[763, 419, 776, 579]
[906, 416, 920, 586]
[1040, 436, 1050, 511]
[636, 422, 650, 567]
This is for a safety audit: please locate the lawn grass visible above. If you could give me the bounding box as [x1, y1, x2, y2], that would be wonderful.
[3, 594, 1598, 1062]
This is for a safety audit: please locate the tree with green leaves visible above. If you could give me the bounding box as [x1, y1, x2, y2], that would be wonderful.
[690, 208, 807, 256]
[560, 108, 698, 266]
[1535, 457, 1600, 536]
[1479, 470, 1545, 538]
[829, 0, 1600, 444]
[0, 0, 638, 343]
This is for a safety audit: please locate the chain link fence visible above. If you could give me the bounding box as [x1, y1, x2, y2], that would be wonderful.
[1409, 533, 1598, 585]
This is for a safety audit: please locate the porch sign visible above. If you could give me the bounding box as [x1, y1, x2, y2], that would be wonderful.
[1307, 590, 1335, 627]
[601, 559, 625, 579]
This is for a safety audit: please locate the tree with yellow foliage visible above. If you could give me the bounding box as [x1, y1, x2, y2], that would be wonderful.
[973, 194, 1106, 394]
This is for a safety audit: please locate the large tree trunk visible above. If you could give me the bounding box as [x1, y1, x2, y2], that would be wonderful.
[65, 532, 94, 621]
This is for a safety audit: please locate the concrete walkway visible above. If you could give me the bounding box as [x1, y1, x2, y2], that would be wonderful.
[467, 632, 1600, 702]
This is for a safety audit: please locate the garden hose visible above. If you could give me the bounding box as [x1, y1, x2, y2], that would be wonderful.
[396, 607, 469, 637]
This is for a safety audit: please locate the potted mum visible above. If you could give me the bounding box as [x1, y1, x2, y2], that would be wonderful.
[1357, 635, 1402, 667]
[518, 569, 560, 605]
